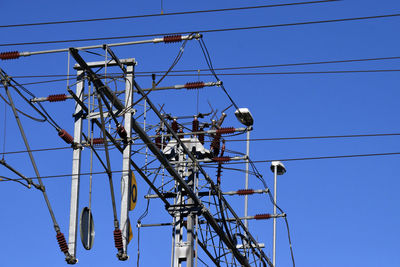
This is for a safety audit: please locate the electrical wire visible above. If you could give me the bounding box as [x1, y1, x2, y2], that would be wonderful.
[198, 38, 240, 110]
[0, 175, 31, 188]
[136, 166, 163, 267]
[0, 169, 126, 182]
[2, 100, 6, 159]
[2, 13, 400, 47]
[203, 151, 400, 166]
[222, 133, 400, 142]
[2, 132, 400, 156]
[4, 68, 400, 89]
[4, 74, 62, 130]
[0, 91, 46, 122]
[247, 159, 296, 267]
[7, 69, 400, 80]
[0, 0, 339, 29]
[0, 151, 399, 184]
[0, 146, 70, 156]
[9, 55, 400, 79]
[155, 33, 194, 86]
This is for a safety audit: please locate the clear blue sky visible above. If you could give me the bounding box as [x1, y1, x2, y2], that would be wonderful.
[1, 0, 400, 266]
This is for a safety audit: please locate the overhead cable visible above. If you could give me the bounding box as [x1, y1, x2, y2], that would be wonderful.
[0, 0, 340, 29]
[1, 13, 399, 47]
[7, 55, 400, 79]
[204, 152, 400, 165]
[2, 69, 400, 88]
[1, 152, 400, 183]
[1, 132, 400, 156]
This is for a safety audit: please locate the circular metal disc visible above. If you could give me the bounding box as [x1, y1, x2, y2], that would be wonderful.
[79, 207, 95, 250]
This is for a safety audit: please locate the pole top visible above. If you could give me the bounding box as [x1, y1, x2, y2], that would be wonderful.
[270, 161, 286, 175]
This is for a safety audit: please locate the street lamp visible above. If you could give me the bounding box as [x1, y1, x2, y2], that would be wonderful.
[270, 161, 286, 267]
[235, 108, 254, 229]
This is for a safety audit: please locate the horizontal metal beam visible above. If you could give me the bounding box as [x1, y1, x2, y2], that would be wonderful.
[11, 34, 201, 58]
[31, 81, 221, 103]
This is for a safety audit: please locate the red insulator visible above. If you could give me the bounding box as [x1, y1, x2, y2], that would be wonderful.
[155, 134, 162, 149]
[117, 125, 127, 139]
[210, 133, 221, 156]
[163, 35, 182, 43]
[216, 127, 235, 134]
[114, 229, 123, 250]
[192, 117, 199, 133]
[58, 129, 74, 144]
[217, 165, 223, 184]
[220, 140, 225, 157]
[237, 189, 255, 195]
[48, 94, 67, 102]
[178, 128, 184, 139]
[0, 51, 20, 60]
[91, 138, 104, 145]
[254, 213, 272, 220]
[185, 81, 205, 90]
[171, 119, 178, 133]
[198, 127, 204, 145]
[56, 232, 69, 254]
[212, 157, 231, 163]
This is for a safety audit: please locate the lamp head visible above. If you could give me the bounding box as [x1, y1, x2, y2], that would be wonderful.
[234, 108, 254, 127]
[270, 161, 286, 175]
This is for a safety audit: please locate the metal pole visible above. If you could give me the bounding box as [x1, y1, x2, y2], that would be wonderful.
[120, 61, 134, 258]
[244, 130, 250, 229]
[186, 161, 196, 267]
[273, 165, 278, 267]
[68, 70, 84, 261]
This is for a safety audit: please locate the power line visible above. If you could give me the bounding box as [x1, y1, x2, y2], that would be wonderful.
[143, 56, 400, 73]
[0, 170, 125, 182]
[8, 55, 400, 79]
[205, 152, 400, 165]
[2, 132, 399, 156]
[0, 146, 70, 156]
[161, 69, 400, 76]
[1, 13, 399, 47]
[2, 69, 400, 88]
[223, 133, 400, 142]
[2, 151, 400, 183]
[0, 0, 339, 29]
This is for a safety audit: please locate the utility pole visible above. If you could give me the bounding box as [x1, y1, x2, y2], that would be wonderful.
[270, 161, 286, 267]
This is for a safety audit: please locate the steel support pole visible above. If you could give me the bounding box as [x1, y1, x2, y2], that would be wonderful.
[186, 162, 196, 267]
[68, 71, 84, 261]
[273, 165, 278, 267]
[173, 150, 185, 267]
[120, 62, 134, 257]
[244, 130, 250, 229]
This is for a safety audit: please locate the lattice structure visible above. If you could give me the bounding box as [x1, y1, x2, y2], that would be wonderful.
[0, 34, 282, 266]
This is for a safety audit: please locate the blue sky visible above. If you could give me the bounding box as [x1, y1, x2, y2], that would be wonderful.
[1, 0, 400, 266]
